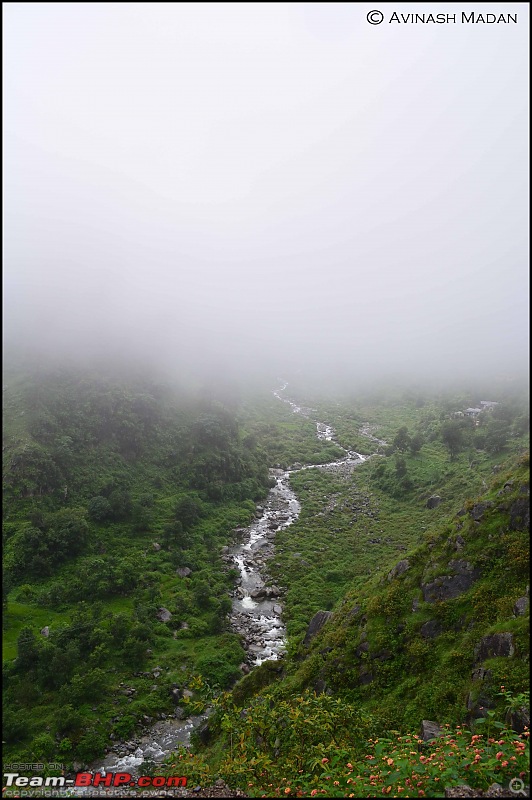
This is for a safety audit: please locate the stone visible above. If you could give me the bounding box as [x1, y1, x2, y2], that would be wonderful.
[469, 502, 492, 521]
[239, 663, 250, 674]
[475, 632, 515, 662]
[420, 620, 442, 639]
[509, 497, 530, 531]
[359, 668, 374, 685]
[355, 641, 370, 657]
[471, 667, 491, 681]
[426, 495, 441, 509]
[313, 678, 328, 694]
[387, 559, 410, 580]
[420, 720, 442, 741]
[514, 596, 529, 616]
[176, 567, 192, 578]
[422, 561, 480, 602]
[152, 542, 161, 551]
[303, 611, 333, 646]
[171, 688, 181, 702]
[156, 607, 172, 623]
[40, 626, 50, 637]
[505, 706, 530, 734]
[454, 534, 466, 551]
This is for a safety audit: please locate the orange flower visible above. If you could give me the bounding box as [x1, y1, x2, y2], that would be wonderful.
[387, 758, 394, 766]
[284, 789, 291, 795]
[501, 761, 509, 767]
[496, 751, 504, 760]
[321, 758, 329, 764]
[310, 791, 317, 797]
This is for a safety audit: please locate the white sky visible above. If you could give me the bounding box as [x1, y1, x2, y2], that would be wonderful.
[3, 2, 529, 382]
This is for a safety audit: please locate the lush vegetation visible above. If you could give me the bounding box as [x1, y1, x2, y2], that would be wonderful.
[2, 366, 278, 765]
[2, 367, 529, 797]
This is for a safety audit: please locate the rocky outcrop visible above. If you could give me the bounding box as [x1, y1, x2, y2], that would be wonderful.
[426, 495, 441, 509]
[514, 596, 529, 616]
[387, 559, 410, 580]
[469, 502, 493, 521]
[509, 496, 530, 531]
[420, 720, 442, 741]
[422, 560, 480, 602]
[475, 632, 515, 661]
[176, 567, 192, 578]
[303, 611, 333, 646]
[420, 620, 442, 639]
[156, 607, 172, 622]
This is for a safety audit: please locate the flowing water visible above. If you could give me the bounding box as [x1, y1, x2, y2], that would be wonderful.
[80, 383, 380, 781]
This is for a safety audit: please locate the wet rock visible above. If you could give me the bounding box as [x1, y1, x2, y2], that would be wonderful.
[475, 632, 515, 661]
[239, 663, 250, 674]
[303, 611, 333, 646]
[420, 720, 442, 741]
[426, 495, 441, 509]
[387, 559, 410, 580]
[514, 596, 529, 616]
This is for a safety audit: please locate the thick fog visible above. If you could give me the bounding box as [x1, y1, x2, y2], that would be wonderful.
[3, 3, 529, 386]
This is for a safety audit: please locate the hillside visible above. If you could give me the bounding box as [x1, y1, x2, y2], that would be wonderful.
[2, 366, 274, 765]
[2, 368, 529, 797]
[180, 456, 529, 797]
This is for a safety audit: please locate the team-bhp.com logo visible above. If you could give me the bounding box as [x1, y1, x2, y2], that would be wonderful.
[3, 772, 187, 789]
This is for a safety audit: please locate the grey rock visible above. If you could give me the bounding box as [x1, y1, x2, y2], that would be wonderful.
[505, 705, 530, 734]
[475, 632, 515, 661]
[176, 567, 192, 578]
[40, 626, 50, 637]
[454, 535, 466, 551]
[422, 561, 480, 602]
[426, 495, 441, 509]
[469, 502, 492, 521]
[387, 559, 410, 580]
[239, 663, 250, 674]
[514, 596, 529, 616]
[152, 542, 161, 551]
[471, 667, 491, 681]
[420, 620, 443, 639]
[156, 607, 172, 622]
[420, 720, 442, 741]
[303, 610, 333, 646]
[509, 497, 530, 531]
[359, 668, 374, 685]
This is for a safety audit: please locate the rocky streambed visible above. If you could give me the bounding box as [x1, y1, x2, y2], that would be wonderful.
[79, 383, 381, 783]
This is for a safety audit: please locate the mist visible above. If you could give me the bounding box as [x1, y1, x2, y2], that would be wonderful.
[3, 3, 529, 390]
